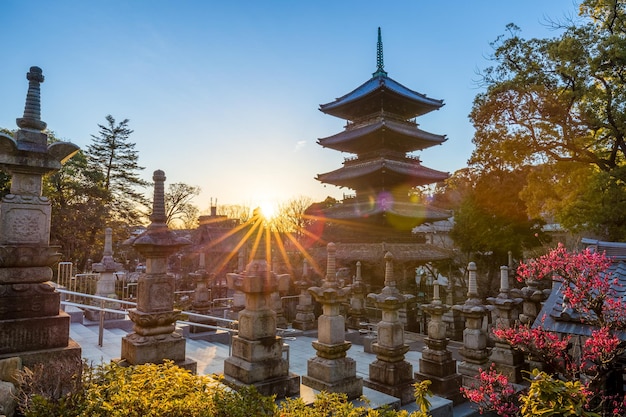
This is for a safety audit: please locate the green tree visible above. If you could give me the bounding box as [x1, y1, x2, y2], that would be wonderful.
[469, 1, 626, 239]
[449, 168, 547, 295]
[45, 149, 111, 269]
[0, 128, 15, 197]
[164, 182, 200, 229]
[87, 115, 148, 224]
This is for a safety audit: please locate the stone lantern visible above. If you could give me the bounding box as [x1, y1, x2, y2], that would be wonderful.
[0, 67, 81, 372]
[302, 242, 363, 400]
[364, 252, 415, 404]
[121, 170, 196, 372]
[223, 218, 300, 398]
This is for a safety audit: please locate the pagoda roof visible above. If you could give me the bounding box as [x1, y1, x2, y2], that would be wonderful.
[318, 117, 447, 153]
[316, 156, 449, 189]
[319, 74, 444, 121]
[322, 199, 451, 223]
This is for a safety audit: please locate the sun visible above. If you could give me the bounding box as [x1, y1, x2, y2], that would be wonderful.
[259, 201, 277, 221]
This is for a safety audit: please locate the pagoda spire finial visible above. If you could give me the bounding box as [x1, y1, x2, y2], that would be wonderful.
[373, 27, 387, 77]
[17, 66, 47, 131]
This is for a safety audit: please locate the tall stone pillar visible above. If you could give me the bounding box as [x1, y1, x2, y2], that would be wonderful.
[347, 261, 368, 329]
[303, 242, 363, 400]
[415, 279, 463, 404]
[292, 259, 316, 331]
[487, 266, 525, 383]
[0, 67, 81, 373]
[364, 252, 415, 404]
[121, 170, 196, 372]
[87, 227, 124, 321]
[223, 222, 300, 399]
[454, 262, 490, 388]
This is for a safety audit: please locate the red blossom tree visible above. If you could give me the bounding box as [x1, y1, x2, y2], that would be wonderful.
[463, 244, 626, 416]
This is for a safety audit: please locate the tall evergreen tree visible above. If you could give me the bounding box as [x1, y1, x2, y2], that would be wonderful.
[46, 149, 110, 270]
[87, 115, 149, 224]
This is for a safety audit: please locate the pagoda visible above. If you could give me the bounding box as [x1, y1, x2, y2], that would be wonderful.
[312, 28, 451, 276]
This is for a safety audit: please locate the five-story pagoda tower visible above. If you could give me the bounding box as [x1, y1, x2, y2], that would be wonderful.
[313, 28, 452, 282]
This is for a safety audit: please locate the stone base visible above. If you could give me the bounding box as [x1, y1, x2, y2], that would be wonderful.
[458, 361, 488, 388]
[364, 377, 415, 405]
[0, 339, 83, 398]
[302, 373, 363, 401]
[365, 359, 414, 404]
[303, 356, 363, 400]
[120, 332, 196, 373]
[419, 348, 457, 377]
[0, 338, 82, 369]
[415, 369, 464, 405]
[0, 281, 59, 320]
[0, 312, 70, 354]
[224, 355, 289, 383]
[489, 345, 526, 384]
[292, 319, 317, 331]
[222, 372, 300, 399]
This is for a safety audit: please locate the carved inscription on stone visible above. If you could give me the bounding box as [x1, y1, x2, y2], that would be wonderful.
[3, 207, 47, 244]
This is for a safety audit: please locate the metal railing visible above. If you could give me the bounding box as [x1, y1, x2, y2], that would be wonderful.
[58, 289, 239, 350]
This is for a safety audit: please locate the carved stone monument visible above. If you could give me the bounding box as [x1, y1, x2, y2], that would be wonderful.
[415, 278, 463, 404]
[0, 66, 81, 373]
[223, 221, 300, 398]
[292, 259, 316, 331]
[454, 262, 490, 388]
[302, 242, 363, 400]
[120, 170, 196, 372]
[487, 266, 525, 383]
[364, 252, 415, 404]
[347, 261, 368, 330]
[86, 227, 124, 321]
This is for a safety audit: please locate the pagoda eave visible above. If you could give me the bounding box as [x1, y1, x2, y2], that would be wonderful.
[317, 119, 446, 153]
[322, 200, 451, 223]
[316, 159, 449, 189]
[320, 76, 443, 121]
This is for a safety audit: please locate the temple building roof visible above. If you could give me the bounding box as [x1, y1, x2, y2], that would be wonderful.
[537, 240, 626, 339]
[539, 261, 626, 340]
[317, 117, 447, 154]
[319, 74, 444, 121]
[310, 242, 452, 263]
[316, 156, 449, 189]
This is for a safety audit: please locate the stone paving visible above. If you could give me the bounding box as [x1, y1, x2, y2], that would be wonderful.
[68, 313, 476, 416]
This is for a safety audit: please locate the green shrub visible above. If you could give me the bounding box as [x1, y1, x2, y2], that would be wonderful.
[17, 361, 434, 417]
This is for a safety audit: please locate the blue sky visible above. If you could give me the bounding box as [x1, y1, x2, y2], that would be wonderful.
[0, 1, 580, 213]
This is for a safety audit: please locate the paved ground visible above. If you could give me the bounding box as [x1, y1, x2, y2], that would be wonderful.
[68, 310, 476, 416]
